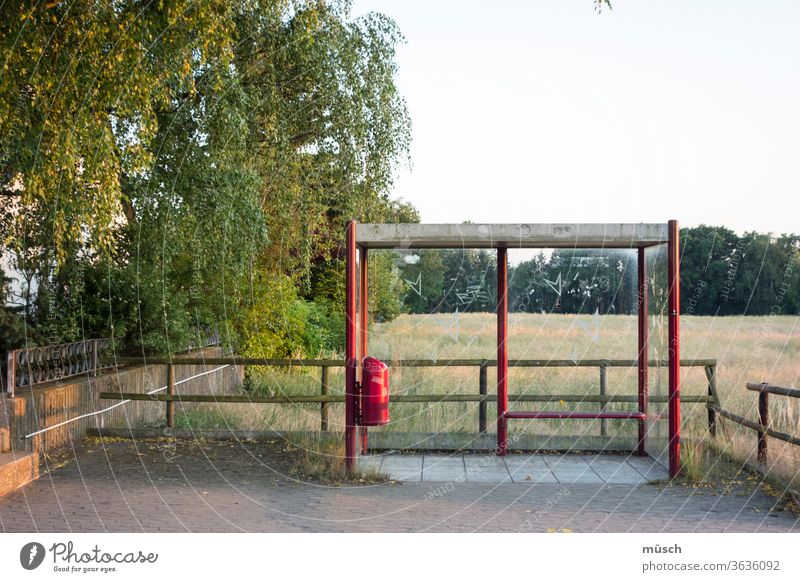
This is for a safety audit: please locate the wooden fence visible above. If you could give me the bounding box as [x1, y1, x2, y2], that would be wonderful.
[711, 382, 800, 465]
[100, 356, 719, 434]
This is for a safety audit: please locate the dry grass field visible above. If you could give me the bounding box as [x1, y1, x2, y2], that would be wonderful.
[172, 313, 800, 487]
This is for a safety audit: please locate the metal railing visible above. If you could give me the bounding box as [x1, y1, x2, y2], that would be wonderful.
[3, 329, 223, 398]
[711, 382, 800, 464]
[5, 338, 115, 397]
[185, 327, 222, 352]
[99, 357, 719, 433]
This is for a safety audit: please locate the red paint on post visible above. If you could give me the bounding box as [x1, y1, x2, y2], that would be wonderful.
[345, 221, 358, 470]
[359, 247, 369, 361]
[359, 247, 369, 454]
[505, 411, 647, 420]
[667, 220, 681, 477]
[497, 247, 509, 455]
[637, 247, 649, 456]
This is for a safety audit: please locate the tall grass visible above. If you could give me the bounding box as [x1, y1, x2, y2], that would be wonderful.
[168, 313, 800, 487]
[288, 435, 386, 484]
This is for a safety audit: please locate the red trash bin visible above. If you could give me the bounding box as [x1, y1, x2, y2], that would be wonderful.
[360, 356, 390, 426]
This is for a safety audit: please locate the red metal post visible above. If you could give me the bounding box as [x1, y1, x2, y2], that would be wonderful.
[359, 247, 369, 361]
[667, 220, 681, 477]
[637, 247, 649, 456]
[345, 221, 358, 471]
[497, 247, 509, 455]
[506, 411, 647, 420]
[358, 247, 369, 455]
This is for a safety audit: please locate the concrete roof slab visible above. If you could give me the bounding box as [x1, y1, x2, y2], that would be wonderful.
[355, 223, 669, 249]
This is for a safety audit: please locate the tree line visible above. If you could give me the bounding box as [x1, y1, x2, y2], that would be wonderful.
[396, 225, 800, 317]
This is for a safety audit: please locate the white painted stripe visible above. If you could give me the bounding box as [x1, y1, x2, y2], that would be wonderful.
[22, 365, 230, 439]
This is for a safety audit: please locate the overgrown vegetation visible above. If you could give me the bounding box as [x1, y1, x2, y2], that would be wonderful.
[287, 435, 386, 484]
[1, 0, 416, 362]
[173, 409, 240, 431]
[674, 438, 799, 515]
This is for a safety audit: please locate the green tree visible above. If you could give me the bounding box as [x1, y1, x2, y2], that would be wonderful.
[1, 1, 415, 357]
[1, 1, 238, 257]
[399, 250, 446, 313]
[679, 225, 739, 315]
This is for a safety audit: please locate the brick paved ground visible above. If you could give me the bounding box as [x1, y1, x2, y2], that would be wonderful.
[0, 440, 797, 533]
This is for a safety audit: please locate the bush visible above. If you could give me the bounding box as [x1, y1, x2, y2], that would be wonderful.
[238, 272, 345, 362]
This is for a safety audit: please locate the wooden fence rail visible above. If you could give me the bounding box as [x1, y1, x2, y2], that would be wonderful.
[100, 392, 717, 405]
[99, 357, 719, 434]
[104, 356, 718, 367]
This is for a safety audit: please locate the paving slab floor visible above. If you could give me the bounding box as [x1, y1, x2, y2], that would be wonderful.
[360, 452, 668, 485]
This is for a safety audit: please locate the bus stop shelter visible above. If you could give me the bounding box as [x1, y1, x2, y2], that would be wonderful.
[345, 222, 681, 478]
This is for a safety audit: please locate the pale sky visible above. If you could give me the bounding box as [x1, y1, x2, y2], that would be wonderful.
[352, 0, 800, 235]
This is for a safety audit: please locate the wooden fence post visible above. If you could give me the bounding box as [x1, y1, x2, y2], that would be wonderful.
[6, 350, 15, 398]
[321, 366, 329, 432]
[166, 364, 175, 428]
[757, 390, 768, 464]
[90, 339, 99, 377]
[479, 364, 488, 433]
[599, 365, 608, 437]
[705, 365, 717, 437]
